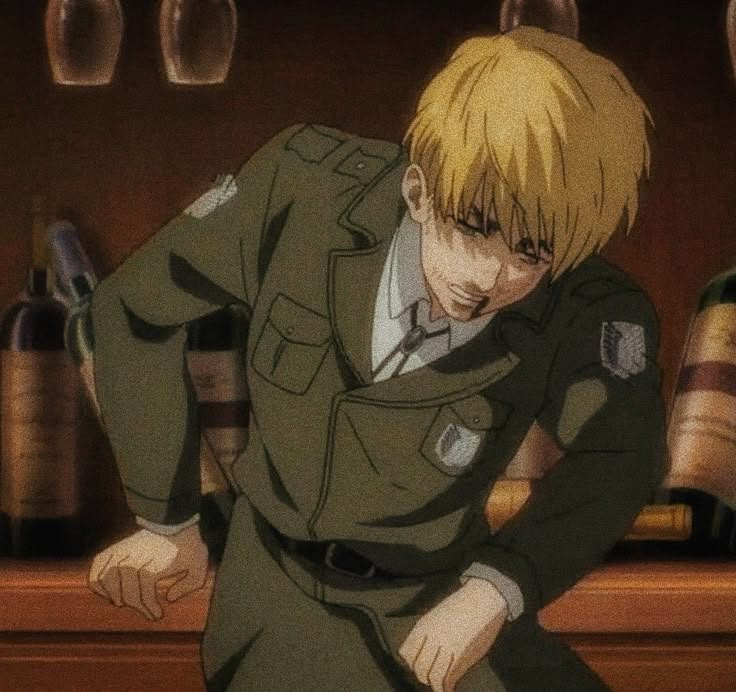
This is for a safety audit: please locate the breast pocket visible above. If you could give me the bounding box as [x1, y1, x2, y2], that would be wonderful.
[420, 394, 512, 476]
[251, 293, 332, 394]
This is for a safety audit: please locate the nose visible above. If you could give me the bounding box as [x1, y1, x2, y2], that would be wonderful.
[466, 256, 502, 295]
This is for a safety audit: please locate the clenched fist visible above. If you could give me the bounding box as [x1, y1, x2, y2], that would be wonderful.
[88, 524, 209, 621]
[399, 578, 509, 692]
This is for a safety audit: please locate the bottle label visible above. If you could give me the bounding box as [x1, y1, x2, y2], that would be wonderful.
[666, 303, 736, 507]
[1, 351, 81, 519]
[186, 350, 248, 492]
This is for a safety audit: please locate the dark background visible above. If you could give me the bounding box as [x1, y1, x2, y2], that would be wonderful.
[1, 0, 735, 406]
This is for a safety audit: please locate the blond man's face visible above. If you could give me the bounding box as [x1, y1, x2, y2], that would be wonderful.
[419, 205, 552, 322]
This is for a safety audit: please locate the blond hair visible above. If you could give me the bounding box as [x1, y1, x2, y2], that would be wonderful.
[403, 26, 653, 278]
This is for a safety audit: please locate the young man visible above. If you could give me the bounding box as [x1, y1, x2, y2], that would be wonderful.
[88, 26, 664, 691]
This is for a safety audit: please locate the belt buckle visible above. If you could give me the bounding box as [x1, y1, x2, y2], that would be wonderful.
[324, 542, 376, 579]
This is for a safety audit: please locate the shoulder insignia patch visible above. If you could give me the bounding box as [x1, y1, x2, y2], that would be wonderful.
[184, 174, 238, 219]
[600, 321, 646, 379]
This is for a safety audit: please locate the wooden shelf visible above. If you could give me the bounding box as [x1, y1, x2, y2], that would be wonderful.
[1, 557, 736, 691]
[540, 558, 736, 634]
[0, 558, 213, 633]
[2, 557, 734, 634]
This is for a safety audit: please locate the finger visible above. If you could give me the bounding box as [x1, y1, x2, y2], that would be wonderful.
[99, 554, 126, 607]
[166, 569, 203, 602]
[88, 550, 110, 585]
[88, 552, 114, 602]
[118, 561, 155, 621]
[139, 561, 164, 620]
[412, 639, 441, 686]
[399, 631, 427, 670]
[444, 653, 463, 692]
[426, 647, 451, 692]
[430, 650, 455, 692]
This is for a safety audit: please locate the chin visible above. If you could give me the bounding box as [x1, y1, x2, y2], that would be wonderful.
[442, 299, 477, 322]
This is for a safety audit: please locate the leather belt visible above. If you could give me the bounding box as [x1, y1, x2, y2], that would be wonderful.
[273, 529, 396, 581]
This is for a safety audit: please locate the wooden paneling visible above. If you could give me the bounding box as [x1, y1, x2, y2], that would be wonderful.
[1, 0, 735, 405]
[1, 0, 735, 528]
[570, 635, 736, 692]
[0, 634, 205, 692]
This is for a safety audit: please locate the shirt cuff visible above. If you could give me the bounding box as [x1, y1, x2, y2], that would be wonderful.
[135, 513, 200, 536]
[460, 562, 525, 621]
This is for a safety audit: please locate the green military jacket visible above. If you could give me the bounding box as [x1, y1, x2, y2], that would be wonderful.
[91, 124, 666, 664]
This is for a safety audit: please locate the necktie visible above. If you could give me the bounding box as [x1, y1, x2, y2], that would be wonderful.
[371, 303, 450, 380]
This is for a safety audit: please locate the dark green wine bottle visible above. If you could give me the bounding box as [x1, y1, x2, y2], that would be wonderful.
[0, 200, 85, 556]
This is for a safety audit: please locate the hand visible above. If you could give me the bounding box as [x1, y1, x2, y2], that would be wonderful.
[398, 578, 509, 692]
[88, 524, 209, 621]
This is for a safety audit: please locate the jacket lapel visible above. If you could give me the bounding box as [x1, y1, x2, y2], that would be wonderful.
[329, 240, 391, 386]
[329, 153, 406, 386]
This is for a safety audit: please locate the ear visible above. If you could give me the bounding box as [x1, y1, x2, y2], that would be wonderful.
[401, 164, 433, 224]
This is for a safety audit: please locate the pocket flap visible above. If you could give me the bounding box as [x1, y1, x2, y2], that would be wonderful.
[268, 294, 331, 346]
[450, 395, 511, 430]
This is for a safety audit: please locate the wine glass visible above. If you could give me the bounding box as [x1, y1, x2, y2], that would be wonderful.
[159, 0, 238, 85]
[499, 0, 580, 40]
[44, 0, 124, 86]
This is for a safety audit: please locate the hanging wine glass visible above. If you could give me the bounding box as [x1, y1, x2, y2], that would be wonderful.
[44, 0, 124, 86]
[159, 0, 238, 86]
[499, 0, 580, 40]
[727, 0, 736, 85]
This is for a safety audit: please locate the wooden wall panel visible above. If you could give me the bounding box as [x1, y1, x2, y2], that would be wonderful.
[0, 1, 735, 524]
[2, 1, 736, 399]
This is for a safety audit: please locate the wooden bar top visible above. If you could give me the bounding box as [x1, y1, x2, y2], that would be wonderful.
[1, 558, 735, 635]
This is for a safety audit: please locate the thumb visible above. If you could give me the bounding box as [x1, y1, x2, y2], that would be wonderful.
[166, 570, 202, 602]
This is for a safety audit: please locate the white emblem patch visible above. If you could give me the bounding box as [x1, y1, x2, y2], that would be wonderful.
[184, 174, 238, 219]
[435, 423, 482, 472]
[600, 321, 646, 379]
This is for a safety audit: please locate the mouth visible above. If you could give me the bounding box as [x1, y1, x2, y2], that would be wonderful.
[449, 284, 485, 306]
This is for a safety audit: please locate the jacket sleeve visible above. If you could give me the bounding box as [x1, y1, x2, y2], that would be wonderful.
[90, 124, 303, 526]
[463, 288, 667, 615]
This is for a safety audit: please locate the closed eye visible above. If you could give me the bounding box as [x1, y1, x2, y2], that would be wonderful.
[457, 219, 487, 237]
[514, 237, 545, 265]
[454, 212, 501, 238]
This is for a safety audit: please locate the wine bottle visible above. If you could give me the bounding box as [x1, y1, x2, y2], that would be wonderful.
[47, 220, 99, 415]
[186, 305, 249, 561]
[0, 199, 85, 556]
[663, 266, 736, 555]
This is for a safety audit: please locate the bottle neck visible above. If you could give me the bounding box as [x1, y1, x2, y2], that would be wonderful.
[27, 267, 48, 296]
[70, 273, 94, 303]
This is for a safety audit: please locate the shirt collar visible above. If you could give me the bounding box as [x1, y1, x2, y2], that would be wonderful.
[388, 212, 427, 320]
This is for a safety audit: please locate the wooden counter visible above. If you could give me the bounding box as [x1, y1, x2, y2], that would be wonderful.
[1, 558, 735, 691]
